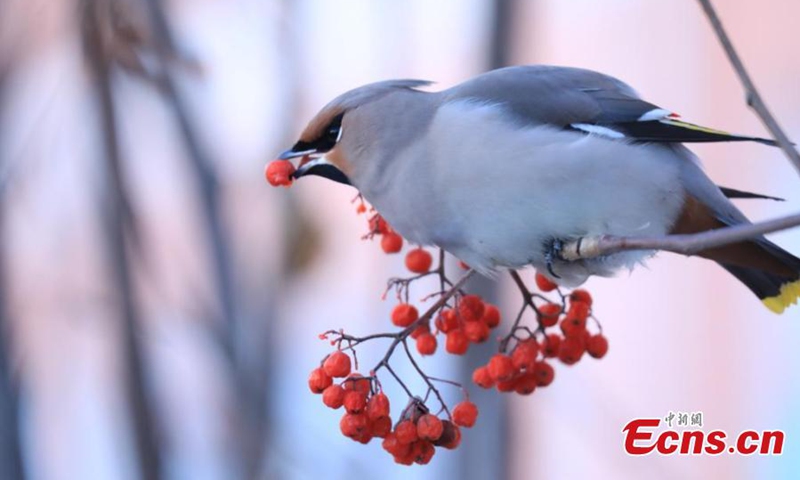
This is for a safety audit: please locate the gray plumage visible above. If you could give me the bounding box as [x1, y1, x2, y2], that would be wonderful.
[281, 65, 800, 312]
[338, 66, 691, 283]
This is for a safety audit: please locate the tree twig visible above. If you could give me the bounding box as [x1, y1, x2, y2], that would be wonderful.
[0, 31, 25, 480]
[561, 212, 800, 261]
[696, 0, 800, 176]
[82, 1, 162, 478]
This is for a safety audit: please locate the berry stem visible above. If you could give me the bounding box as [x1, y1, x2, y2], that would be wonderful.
[401, 339, 453, 419]
[325, 270, 476, 409]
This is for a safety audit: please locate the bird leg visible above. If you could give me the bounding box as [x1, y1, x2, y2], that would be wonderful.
[544, 239, 564, 279]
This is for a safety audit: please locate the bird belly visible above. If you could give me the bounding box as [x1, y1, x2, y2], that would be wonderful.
[355, 100, 687, 285]
[426, 101, 686, 284]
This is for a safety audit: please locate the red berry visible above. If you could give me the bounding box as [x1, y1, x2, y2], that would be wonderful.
[322, 384, 345, 408]
[434, 420, 461, 449]
[340, 413, 369, 439]
[435, 309, 459, 333]
[412, 440, 436, 465]
[265, 160, 295, 187]
[395, 420, 419, 444]
[568, 301, 591, 322]
[416, 414, 444, 441]
[381, 232, 403, 253]
[371, 415, 392, 438]
[391, 303, 419, 328]
[343, 373, 371, 395]
[472, 366, 495, 389]
[353, 428, 374, 445]
[343, 390, 368, 414]
[514, 372, 538, 395]
[416, 333, 438, 356]
[533, 360, 555, 386]
[458, 295, 485, 322]
[586, 334, 609, 358]
[405, 248, 433, 273]
[538, 303, 561, 327]
[308, 367, 332, 393]
[410, 323, 430, 340]
[511, 340, 539, 371]
[535, 272, 558, 292]
[558, 337, 586, 365]
[487, 354, 515, 382]
[541, 334, 562, 358]
[323, 351, 352, 378]
[369, 215, 389, 235]
[560, 315, 587, 338]
[496, 377, 518, 392]
[452, 401, 478, 428]
[445, 329, 469, 355]
[570, 289, 593, 307]
[382, 432, 410, 457]
[481, 304, 501, 328]
[393, 449, 414, 466]
[366, 392, 390, 420]
[464, 320, 490, 343]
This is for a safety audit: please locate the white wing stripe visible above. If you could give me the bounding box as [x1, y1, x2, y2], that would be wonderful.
[637, 108, 671, 122]
[570, 123, 625, 139]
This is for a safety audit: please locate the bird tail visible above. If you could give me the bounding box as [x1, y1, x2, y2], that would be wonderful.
[719, 238, 800, 314]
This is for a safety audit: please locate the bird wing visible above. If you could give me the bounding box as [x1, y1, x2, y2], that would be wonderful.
[718, 186, 784, 201]
[446, 65, 777, 146]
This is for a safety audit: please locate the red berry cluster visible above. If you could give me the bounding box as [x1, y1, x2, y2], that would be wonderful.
[309, 347, 481, 465]
[437, 295, 500, 355]
[309, 352, 391, 444]
[381, 399, 476, 465]
[471, 273, 608, 395]
[263, 178, 617, 465]
[388, 294, 501, 358]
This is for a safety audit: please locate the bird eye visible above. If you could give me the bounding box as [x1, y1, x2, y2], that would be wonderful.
[326, 113, 345, 144]
[327, 125, 341, 142]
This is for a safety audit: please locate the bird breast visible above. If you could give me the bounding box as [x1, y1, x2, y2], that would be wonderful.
[358, 100, 686, 284]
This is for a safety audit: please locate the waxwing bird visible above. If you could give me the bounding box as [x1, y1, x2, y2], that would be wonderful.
[278, 65, 800, 313]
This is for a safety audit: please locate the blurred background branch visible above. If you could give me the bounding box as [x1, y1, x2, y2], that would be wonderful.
[0, 62, 26, 480]
[82, 0, 163, 478]
[455, 1, 516, 480]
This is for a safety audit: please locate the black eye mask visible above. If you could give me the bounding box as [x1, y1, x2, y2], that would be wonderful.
[290, 112, 344, 155]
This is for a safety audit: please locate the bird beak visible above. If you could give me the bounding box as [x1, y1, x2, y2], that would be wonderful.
[278, 147, 317, 160]
[290, 156, 352, 186]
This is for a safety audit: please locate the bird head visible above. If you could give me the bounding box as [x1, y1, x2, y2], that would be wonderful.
[278, 79, 433, 187]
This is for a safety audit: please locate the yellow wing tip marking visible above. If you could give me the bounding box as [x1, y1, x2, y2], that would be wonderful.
[762, 280, 800, 314]
[660, 119, 735, 137]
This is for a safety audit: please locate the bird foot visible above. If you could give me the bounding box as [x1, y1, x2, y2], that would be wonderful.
[544, 239, 564, 279]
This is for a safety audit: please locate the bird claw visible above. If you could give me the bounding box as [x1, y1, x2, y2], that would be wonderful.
[544, 239, 564, 279]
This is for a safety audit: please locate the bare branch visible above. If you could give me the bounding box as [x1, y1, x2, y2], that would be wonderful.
[82, 1, 162, 477]
[697, 0, 800, 176]
[561, 212, 800, 261]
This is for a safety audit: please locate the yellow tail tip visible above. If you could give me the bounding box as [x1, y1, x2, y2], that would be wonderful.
[762, 280, 800, 314]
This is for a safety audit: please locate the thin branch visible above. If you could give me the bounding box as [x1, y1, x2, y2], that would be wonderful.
[0, 31, 25, 480]
[83, 2, 162, 478]
[325, 270, 475, 412]
[139, 0, 238, 355]
[697, 0, 800, 176]
[561, 212, 800, 261]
